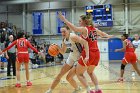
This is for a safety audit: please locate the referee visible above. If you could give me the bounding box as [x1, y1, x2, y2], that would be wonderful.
[5, 35, 16, 76]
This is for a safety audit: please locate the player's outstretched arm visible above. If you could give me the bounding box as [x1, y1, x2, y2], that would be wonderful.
[58, 12, 87, 37]
[27, 40, 38, 53]
[96, 29, 114, 38]
[115, 41, 126, 52]
[2, 40, 17, 53]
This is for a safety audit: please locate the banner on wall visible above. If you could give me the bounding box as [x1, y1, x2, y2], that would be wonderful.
[56, 11, 66, 34]
[32, 12, 43, 34]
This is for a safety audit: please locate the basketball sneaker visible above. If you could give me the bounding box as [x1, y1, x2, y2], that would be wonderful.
[45, 90, 52, 93]
[95, 89, 102, 93]
[15, 83, 21, 88]
[87, 90, 95, 93]
[27, 81, 32, 86]
[72, 86, 82, 93]
[131, 71, 136, 77]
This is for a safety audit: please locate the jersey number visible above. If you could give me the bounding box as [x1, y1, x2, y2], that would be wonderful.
[89, 30, 97, 41]
[19, 41, 25, 47]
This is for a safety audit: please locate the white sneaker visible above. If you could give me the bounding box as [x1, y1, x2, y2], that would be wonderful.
[45, 89, 52, 93]
[131, 72, 136, 77]
[72, 86, 82, 93]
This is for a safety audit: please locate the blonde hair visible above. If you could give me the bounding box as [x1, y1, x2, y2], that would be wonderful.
[80, 13, 94, 26]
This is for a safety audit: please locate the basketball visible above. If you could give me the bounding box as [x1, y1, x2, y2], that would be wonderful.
[48, 44, 59, 56]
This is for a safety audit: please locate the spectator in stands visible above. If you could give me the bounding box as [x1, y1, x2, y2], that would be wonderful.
[0, 48, 4, 71]
[12, 25, 18, 36]
[0, 22, 8, 43]
[0, 22, 7, 70]
[0, 49, 2, 69]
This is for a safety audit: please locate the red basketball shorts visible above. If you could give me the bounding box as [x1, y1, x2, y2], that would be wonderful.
[16, 53, 29, 63]
[78, 50, 100, 66]
[122, 52, 137, 64]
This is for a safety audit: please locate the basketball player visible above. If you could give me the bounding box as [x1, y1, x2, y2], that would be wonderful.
[115, 34, 140, 81]
[58, 12, 113, 93]
[46, 25, 89, 93]
[131, 34, 140, 77]
[132, 34, 140, 62]
[0, 32, 41, 87]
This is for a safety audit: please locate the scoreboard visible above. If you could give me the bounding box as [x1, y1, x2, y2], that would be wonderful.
[86, 4, 113, 27]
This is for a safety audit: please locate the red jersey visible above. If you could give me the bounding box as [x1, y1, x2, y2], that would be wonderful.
[2, 38, 38, 53]
[124, 39, 135, 52]
[122, 39, 136, 64]
[81, 26, 99, 51]
[79, 26, 100, 66]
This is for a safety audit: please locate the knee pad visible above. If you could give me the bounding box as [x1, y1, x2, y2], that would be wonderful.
[121, 64, 126, 70]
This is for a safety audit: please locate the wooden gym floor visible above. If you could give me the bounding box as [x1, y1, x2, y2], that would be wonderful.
[0, 62, 140, 93]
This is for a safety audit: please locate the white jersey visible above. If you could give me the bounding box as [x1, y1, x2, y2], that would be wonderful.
[64, 33, 80, 66]
[132, 40, 140, 48]
[132, 40, 140, 59]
